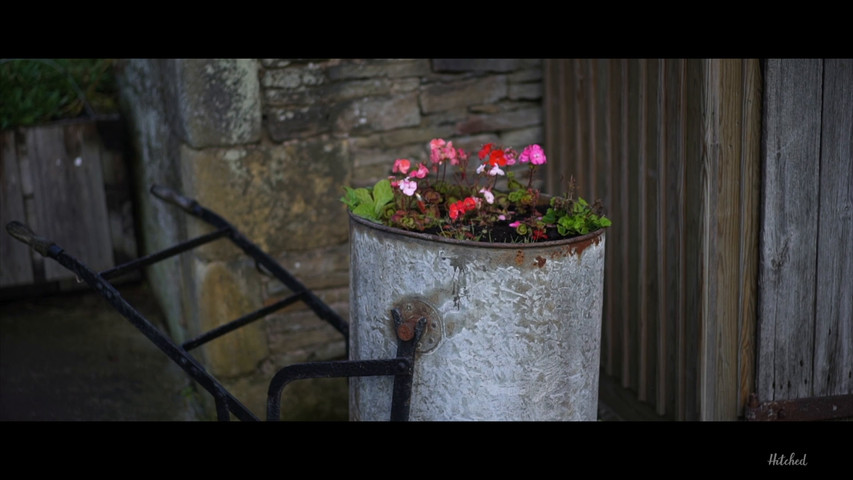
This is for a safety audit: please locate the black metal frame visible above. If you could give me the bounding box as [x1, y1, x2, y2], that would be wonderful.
[5, 185, 419, 421]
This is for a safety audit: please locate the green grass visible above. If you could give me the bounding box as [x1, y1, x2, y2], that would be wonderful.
[0, 58, 119, 130]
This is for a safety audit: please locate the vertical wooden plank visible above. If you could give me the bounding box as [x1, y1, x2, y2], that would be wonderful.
[0, 130, 35, 287]
[544, 59, 561, 194]
[813, 58, 853, 397]
[572, 59, 587, 197]
[619, 59, 631, 389]
[737, 59, 761, 416]
[683, 59, 705, 421]
[641, 58, 660, 403]
[661, 59, 687, 420]
[610, 59, 627, 379]
[716, 59, 744, 420]
[599, 59, 620, 377]
[27, 123, 114, 281]
[699, 59, 746, 420]
[758, 59, 823, 402]
[659, 59, 679, 418]
[594, 59, 612, 376]
[624, 59, 643, 392]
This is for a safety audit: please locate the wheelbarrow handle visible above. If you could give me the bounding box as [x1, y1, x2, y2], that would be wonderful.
[5, 221, 57, 257]
[150, 185, 198, 213]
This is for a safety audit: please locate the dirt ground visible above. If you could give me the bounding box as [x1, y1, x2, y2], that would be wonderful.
[0, 281, 199, 421]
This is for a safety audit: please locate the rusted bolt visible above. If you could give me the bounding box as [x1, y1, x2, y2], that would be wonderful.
[397, 321, 416, 341]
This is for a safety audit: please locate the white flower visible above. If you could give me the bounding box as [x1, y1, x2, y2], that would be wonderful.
[399, 178, 417, 196]
[479, 188, 494, 204]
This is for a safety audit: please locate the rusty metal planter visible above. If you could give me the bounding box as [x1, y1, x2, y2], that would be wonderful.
[348, 213, 606, 421]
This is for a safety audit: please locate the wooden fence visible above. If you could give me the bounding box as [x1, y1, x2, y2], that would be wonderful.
[0, 119, 137, 294]
[543, 59, 762, 420]
[757, 59, 852, 404]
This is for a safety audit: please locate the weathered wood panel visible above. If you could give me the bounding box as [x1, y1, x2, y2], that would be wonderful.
[812, 59, 853, 398]
[544, 58, 761, 420]
[738, 60, 762, 413]
[0, 120, 135, 291]
[697, 59, 760, 421]
[757, 59, 824, 402]
[0, 131, 34, 287]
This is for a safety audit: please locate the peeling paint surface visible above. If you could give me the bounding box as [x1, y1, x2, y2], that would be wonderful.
[349, 216, 606, 421]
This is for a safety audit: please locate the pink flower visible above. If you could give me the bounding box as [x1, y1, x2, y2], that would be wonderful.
[411, 163, 429, 179]
[393, 159, 411, 174]
[488, 164, 505, 176]
[479, 188, 494, 204]
[445, 141, 459, 165]
[509, 221, 521, 228]
[399, 178, 417, 196]
[519, 144, 547, 165]
[504, 148, 518, 166]
[429, 139, 446, 164]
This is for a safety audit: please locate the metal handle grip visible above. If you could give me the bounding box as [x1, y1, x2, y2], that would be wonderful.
[5, 221, 56, 257]
[150, 184, 198, 213]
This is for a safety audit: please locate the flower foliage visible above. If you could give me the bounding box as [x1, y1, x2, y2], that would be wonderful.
[341, 139, 611, 243]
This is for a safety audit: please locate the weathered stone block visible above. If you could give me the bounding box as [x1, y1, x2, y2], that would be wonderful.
[261, 64, 327, 89]
[509, 82, 543, 100]
[180, 137, 351, 259]
[173, 59, 262, 148]
[196, 261, 269, 378]
[266, 105, 333, 141]
[500, 126, 545, 150]
[454, 107, 542, 135]
[420, 76, 507, 113]
[432, 59, 523, 73]
[328, 59, 431, 80]
[334, 93, 421, 133]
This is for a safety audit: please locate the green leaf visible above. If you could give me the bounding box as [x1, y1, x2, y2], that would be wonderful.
[371, 178, 394, 216]
[353, 203, 378, 221]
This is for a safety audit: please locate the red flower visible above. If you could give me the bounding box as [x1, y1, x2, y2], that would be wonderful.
[449, 196, 479, 222]
[488, 149, 507, 167]
[479, 143, 494, 160]
[449, 202, 461, 220]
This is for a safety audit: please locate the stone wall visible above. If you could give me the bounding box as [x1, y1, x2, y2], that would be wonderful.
[116, 58, 545, 420]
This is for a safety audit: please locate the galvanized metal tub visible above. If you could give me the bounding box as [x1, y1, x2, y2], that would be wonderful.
[348, 213, 606, 421]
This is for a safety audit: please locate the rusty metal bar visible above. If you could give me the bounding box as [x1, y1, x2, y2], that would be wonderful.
[5, 221, 260, 421]
[266, 310, 424, 421]
[99, 227, 231, 280]
[150, 185, 350, 341]
[181, 291, 307, 351]
[745, 393, 853, 421]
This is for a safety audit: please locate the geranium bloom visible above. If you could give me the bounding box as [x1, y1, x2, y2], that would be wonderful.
[503, 148, 518, 166]
[411, 163, 429, 179]
[449, 196, 478, 221]
[399, 178, 417, 196]
[479, 143, 494, 160]
[429, 139, 446, 164]
[488, 149, 507, 167]
[430, 138, 463, 166]
[519, 145, 547, 165]
[393, 159, 411, 174]
[479, 188, 494, 204]
[488, 165, 505, 176]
